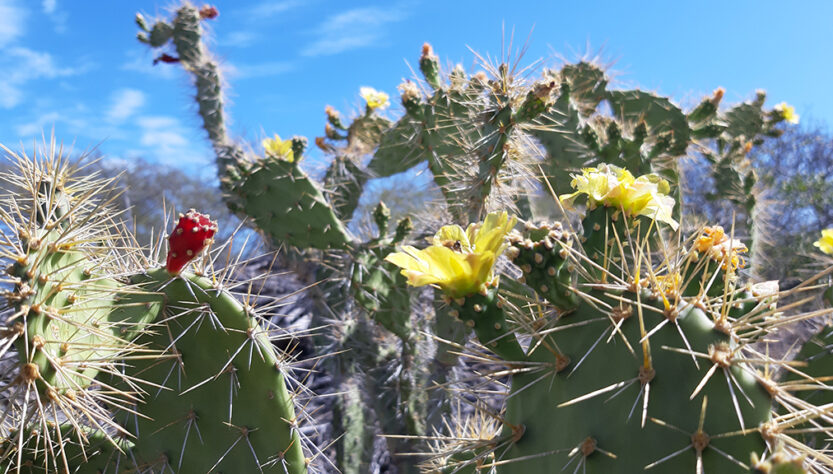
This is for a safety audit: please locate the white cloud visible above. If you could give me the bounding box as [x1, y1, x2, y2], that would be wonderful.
[247, 1, 302, 18]
[0, 0, 27, 48]
[0, 47, 90, 109]
[40, 0, 67, 33]
[15, 112, 61, 136]
[302, 6, 408, 57]
[225, 61, 295, 79]
[107, 89, 146, 122]
[137, 116, 180, 130]
[12, 106, 107, 141]
[135, 115, 208, 167]
[221, 31, 258, 48]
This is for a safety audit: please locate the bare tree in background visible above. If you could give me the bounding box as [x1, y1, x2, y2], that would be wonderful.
[0, 149, 252, 252]
[683, 122, 833, 282]
[96, 156, 245, 248]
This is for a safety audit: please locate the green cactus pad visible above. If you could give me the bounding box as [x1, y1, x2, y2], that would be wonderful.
[606, 89, 691, 156]
[116, 269, 308, 474]
[723, 102, 767, 140]
[346, 114, 392, 152]
[558, 62, 608, 115]
[1, 425, 134, 474]
[448, 288, 525, 362]
[9, 200, 160, 401]
[533, 87, 593, 196]
[367, 116, 428, 178]
[351, 250, 412, 339]
[324, 154, 369, 222]
[502, 294, 771, 472]
[507, 223, 579, 311]
[238, 156, 352, 249]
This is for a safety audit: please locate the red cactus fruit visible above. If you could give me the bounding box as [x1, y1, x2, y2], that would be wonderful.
[199, 5, 219, 19]
[153, 53, 180, 65]
[166, 209, 217, 275]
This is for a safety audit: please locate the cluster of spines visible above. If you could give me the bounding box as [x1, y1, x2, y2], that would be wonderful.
[0, 145, 158, 473]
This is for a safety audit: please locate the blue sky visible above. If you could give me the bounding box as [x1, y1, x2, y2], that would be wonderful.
[0, 0, 830, 178]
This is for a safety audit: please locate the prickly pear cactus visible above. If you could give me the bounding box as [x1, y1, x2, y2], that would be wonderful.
[387, 171, 828, 473]
[134, 7, 456, 473]
[0, 146, 161, 473]
[0, 145, 316, 474]
[134, 4, 817, 474]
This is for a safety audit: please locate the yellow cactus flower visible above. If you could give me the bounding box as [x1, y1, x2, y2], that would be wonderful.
[655, 272, 682, 294]
[814, 228, 833, 255]
[385, 211, 517, 298]
[774, 102, 799, 124]
[262, 134, 294, 162]
[560, 164, 678, 230]
[692, 226, 747, 270]
[360, 86, 390, 110]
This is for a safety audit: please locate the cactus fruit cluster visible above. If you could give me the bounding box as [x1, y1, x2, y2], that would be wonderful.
[1, 2, 830, 473]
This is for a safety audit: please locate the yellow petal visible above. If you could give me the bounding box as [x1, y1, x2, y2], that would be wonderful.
[386, 212, 515, 297]
[467, 251, 496, 290]
[262, 134, 294, 162]
[385, 247, 427, 273]
[815, 228, 833, 255]
[565, 165, 677, 228]
[421, 245, 467, 282]
[471, 211, 514, 253]
[433, 224, 471, 252]
[360, 86, 390, 110]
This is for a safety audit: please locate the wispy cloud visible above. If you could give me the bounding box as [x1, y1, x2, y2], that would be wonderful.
[246, 1, 302, 18]
[220, 31, 258, 48]
[301, 5, 409, 57]
[42, 0, 68, 33]
[225, 61, 295, 79]
[135, 115, 208, 167]
[0, 47, 91, 109]
[15, 112, 62, 137]
[107, 89, 146, 122]
[0, 0, 27, 48]
[137, 116, 188, 148]
[13, 100, 124, 141]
